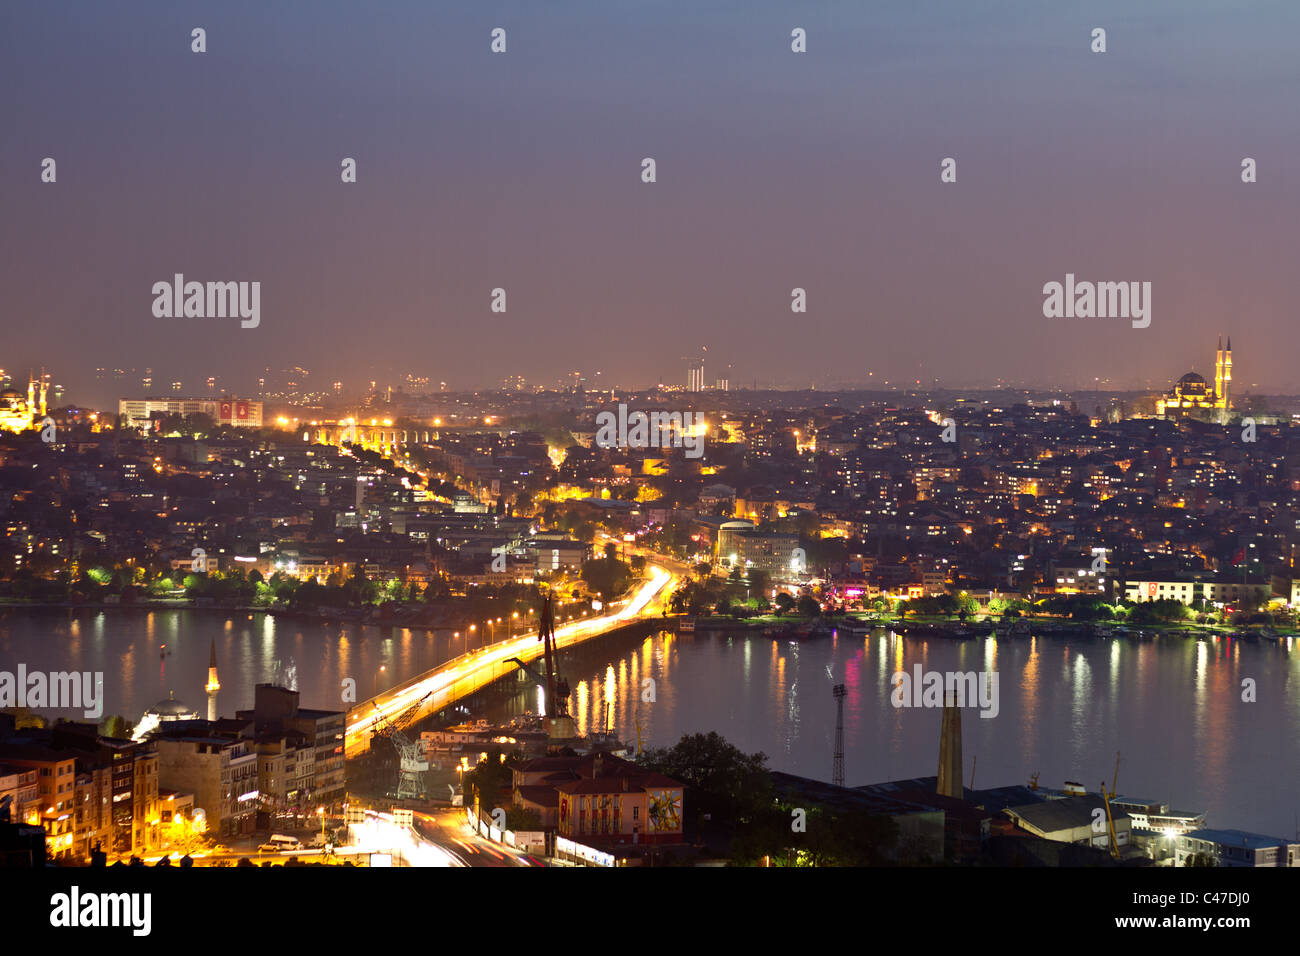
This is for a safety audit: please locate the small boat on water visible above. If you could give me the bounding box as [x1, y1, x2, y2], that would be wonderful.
[770, 621, 835, 641]
[995, 619, 1030, 638]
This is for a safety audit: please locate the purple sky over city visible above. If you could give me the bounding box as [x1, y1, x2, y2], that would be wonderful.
[3, 0, 1298, 401]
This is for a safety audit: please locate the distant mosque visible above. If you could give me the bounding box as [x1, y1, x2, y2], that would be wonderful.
[0, 373, 49, 434]
[1157, 337, 1232, 422]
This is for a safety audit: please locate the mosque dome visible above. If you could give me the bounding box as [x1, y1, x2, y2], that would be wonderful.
[147, 690, 198, 720]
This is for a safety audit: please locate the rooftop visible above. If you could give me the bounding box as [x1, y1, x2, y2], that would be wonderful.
[1181, 828, 1294, 849]
[1004, 794, 1128, 833]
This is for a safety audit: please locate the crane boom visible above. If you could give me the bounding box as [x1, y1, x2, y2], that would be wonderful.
[371, 691, 435, 800]
[1101, 750, 1122, 860]
[537, 593, 576, 742]
[539, 595, 557, 712]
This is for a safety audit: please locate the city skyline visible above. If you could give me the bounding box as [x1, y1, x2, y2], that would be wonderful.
[4, 2, 1299, 929]
[4, 338, 1293, 417]
[5, 1, 1300, 393]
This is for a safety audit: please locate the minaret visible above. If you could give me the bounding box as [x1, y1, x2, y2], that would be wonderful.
[1223, 337, 1232, 419]
[1214, 336, 1224, 406]
[205, 639, 220, 721]
[936, 692, 963, 799]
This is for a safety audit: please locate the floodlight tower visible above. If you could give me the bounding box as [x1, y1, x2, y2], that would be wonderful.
[832, 684, 847, 787]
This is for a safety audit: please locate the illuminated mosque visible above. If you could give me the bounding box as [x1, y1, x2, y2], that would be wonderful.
[1157, 337, 1232, 422]
[0, 372, 49, 434]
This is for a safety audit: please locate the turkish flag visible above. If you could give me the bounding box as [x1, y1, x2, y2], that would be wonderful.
[235, 401, 249, 420]
[1231, 547, 1246, 565]
[220, 401, 232, 420]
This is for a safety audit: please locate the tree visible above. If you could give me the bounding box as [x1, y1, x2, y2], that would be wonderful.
[639, 732, 772, 827]
[580, 554, 632, 602]
[796, 595, 820, 617]
[464, 754, 516, 814]
[774, 592, 796, 615]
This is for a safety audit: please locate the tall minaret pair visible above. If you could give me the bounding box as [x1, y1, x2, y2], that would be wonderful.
[1214, 336, 1233, 423]
[205, 639, 220, 721]
[25, 370, 48, 423]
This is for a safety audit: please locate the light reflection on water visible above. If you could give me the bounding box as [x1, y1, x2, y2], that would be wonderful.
[0, 609, 463, 723]
[2, 610, 1297, 837]
[553, 627, 1298, 839]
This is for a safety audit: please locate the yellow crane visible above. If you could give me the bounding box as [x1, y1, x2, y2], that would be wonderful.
[1101, 751, 1122, 860]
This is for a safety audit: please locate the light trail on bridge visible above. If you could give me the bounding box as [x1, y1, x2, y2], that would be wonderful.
[345, 565, 675, 753]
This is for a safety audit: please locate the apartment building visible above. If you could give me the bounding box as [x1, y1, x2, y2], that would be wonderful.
[153, 725, 258, 837]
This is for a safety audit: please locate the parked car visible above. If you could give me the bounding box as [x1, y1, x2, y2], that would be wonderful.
[258, 834, 303, 853]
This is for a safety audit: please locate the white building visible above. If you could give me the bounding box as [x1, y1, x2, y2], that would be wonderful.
[1175, 828, 1298, 867]
[1124, 578, 1270, 607]
[1002, 795, 1133, 854]
[118, 397, 263, 429]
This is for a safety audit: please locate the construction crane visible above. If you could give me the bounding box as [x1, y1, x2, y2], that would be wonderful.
[538, 594, 575, 741]
[371, 690, 434, 801]
[506, 656, 547, 687]
[1100, 750, 1122, 860]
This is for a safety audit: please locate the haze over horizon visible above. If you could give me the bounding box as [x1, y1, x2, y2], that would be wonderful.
[4, 1, 1298, 398]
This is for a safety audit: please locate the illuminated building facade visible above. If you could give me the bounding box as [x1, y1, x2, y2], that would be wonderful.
[118, 397, 264, 429]
[0, 373, 49, 434]
[513, 752, 684, 846]
[1157, 337, 1232, 422]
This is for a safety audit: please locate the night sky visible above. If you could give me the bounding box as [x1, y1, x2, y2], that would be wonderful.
[3, 1, 1298, 400]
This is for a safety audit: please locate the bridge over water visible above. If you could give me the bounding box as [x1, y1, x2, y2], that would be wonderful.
[345, 566, 675, 754]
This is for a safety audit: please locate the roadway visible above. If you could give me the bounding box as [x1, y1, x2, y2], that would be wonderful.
[412, 810, 545, 867]
[154, 808, 531, 867]
[345, 562, 679, 753]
